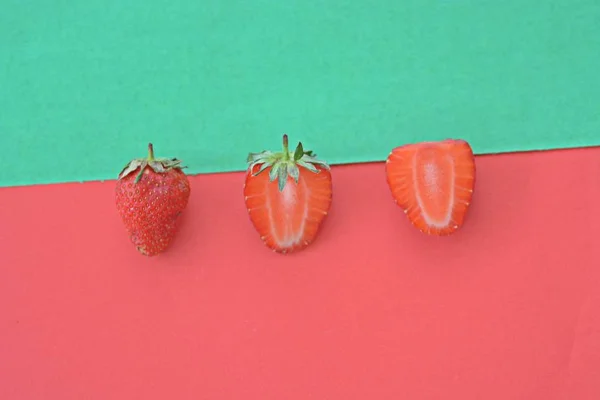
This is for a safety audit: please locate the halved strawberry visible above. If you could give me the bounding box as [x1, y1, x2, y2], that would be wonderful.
[243, 134, 332, 253]
[385, 139, 476, 236]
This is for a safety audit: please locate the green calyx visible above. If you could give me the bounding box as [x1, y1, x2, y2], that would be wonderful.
[247, 134, 330, 192]
[118, 143, 185, 183]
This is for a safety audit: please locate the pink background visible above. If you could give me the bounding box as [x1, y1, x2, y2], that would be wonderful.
[1, 148, 599, 399]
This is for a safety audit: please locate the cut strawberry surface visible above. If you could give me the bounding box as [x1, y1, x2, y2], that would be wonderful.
[244, 135, 332, 253]
[385, 139, 476, 236]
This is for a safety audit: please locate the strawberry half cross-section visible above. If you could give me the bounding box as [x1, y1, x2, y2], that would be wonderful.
[385, 139, 476, 236]
[243, 134, 333, 253]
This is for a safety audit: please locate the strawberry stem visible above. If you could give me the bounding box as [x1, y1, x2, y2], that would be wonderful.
[148, 143, 155, 161]
[282, 134, 290, 161]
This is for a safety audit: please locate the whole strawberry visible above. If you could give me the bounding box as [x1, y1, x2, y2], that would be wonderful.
[244, 134, 332, 253]
[115, 143, 191, 256]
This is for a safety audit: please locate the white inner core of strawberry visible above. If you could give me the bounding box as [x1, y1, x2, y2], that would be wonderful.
[413, 154, 455, 228]
[423, 163, 440, 194]
[268, 177, 308, 248]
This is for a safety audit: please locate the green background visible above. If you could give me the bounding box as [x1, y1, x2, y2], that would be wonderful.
[1, 0, 599, 187]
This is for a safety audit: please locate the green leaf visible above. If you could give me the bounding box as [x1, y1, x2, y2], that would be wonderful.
[134, 161, 148, 183]
[149, 161, 166, 173]
[304, 156, 330, 169]
[118, 160, 143, 179]
[269, 163, 280, 181]
[278, 164, 288, 192]
[294, 142, 304, 161]
[247, 151, 272, 164]
[252, 162, 272, 176]
[297, 160, 318, 173]
[287, 164, 300, 183]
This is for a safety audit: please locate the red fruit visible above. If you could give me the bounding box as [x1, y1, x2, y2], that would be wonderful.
[115, 143, 191, 256]
[385, 139, 476, 236]
[243, 134, 333, 253]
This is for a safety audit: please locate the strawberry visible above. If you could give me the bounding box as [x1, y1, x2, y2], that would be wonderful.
[115, 143, 191, 256]
[244, 134, 332, 253]
[385, 139, 476, 236]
